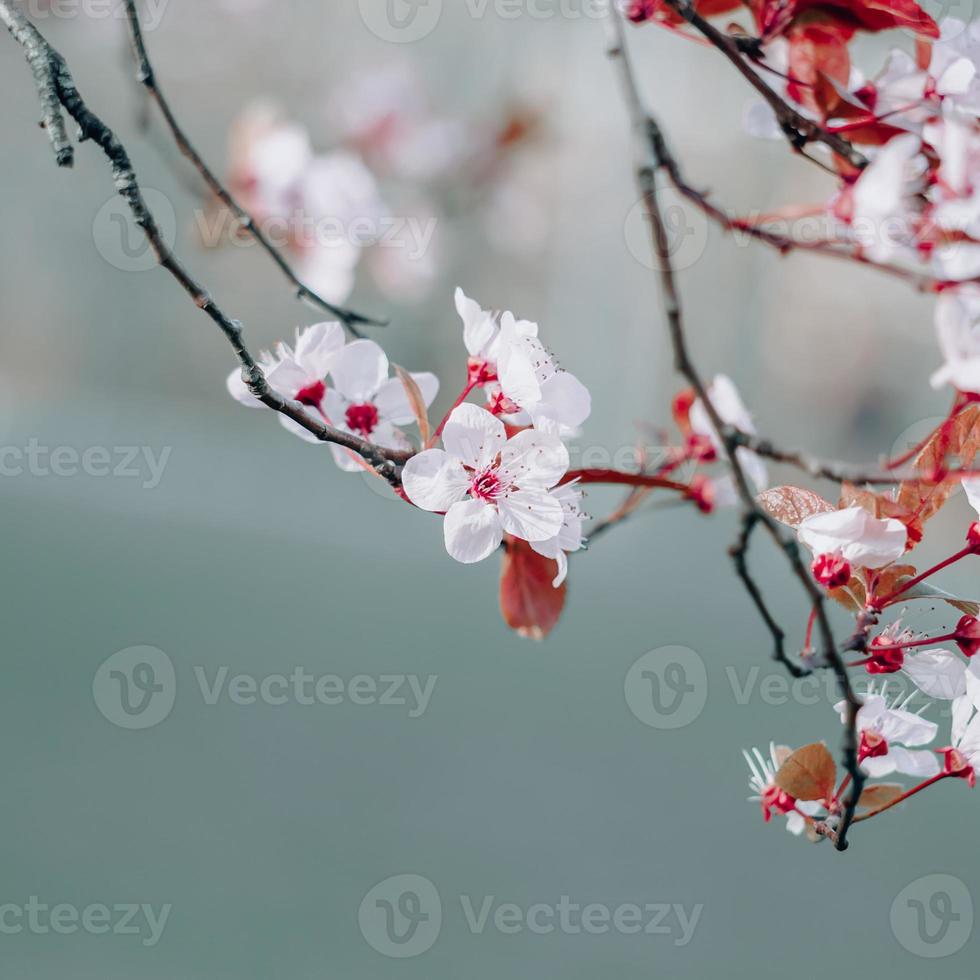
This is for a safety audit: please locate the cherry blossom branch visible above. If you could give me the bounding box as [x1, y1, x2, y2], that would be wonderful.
[658, 0, 868, 170]
[606, 7, 865, 850]
[119, 0, 383, 334]
[0, 0, 406, 483]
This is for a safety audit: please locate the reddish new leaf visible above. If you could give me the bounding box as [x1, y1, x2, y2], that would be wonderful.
[757, 485, 836, 528]
[626, 0, 741, 26]
[786, 23, 852, 118]
[858, 783, 905, 808]
[759, 0, 939, 38]
[500, 536, 566, 640]
[774, 742, 837, 801]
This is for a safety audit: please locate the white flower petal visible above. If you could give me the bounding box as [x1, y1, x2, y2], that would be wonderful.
[373, 372, 440, 425]
[798, 506, 907, 569]
[441, 403, 506, 471]
[293, 321, 345, 380]
[903, 648, 968, 699]
[443, 498, 503, 563]
[496, 487, 564, 543]
[455, 287, 498, 358]
[532, 371, 592, 430]
[498, 429, 569, 489]
[331, 339, 389, 402]
[401, 449, 470, 512]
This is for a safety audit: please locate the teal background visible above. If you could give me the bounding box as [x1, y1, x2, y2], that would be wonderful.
[1, 1, 978, 976]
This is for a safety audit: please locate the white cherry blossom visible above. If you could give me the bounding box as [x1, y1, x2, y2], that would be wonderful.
[797, 506, 908, 569]
[688, 375, 768, 492]
[835, 686, 940, 778]
[930, 286, 980, 394]
[322, 340, 438, 470]
[401, 403, 568, 564]
[226, 322, 345, 440]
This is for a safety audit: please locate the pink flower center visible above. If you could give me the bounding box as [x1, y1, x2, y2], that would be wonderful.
[471, 468, 503, 502]
[295, 380, 325, 409]
[345, 402, 379, 436]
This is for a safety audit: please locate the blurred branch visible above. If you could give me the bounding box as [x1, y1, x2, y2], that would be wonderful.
[0, 0, 406, 483]
[119, 0, 383, 335]
[606, 7, 865, 850]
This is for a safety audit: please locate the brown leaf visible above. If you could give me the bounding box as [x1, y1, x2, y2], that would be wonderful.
[858, 783, 906, 809]
[499, 537, 566, 640]
[393, 365, 431, 447]
[756, 486, 835, 528]
[774, 743, 836, 802]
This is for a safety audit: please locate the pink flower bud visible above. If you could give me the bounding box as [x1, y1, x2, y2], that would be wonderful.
[865, 637, 905, 674]
[941, 747, 976, 788]
[968, 522, 980, 553]
[954, 615, 980, 657]
[811, 553, 851, 589]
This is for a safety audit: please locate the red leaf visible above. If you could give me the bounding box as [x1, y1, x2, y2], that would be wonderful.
[786, 23, 852, 118]
[626, 0, 741, 26]
[499, 536, 566, 640]
[760, 0, 939, 38]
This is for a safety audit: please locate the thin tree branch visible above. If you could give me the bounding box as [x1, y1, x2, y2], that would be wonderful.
[606, 7, 864, 849]
[120, 0, 384, 335]
[658, 0, 868, 170]
[1, 0, 406, 484]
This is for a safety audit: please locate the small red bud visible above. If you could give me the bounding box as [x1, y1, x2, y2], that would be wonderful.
[941, 747, 976, 787]
[687, 475, 715, 514]
[686, 433, 717, 463]
[859, 730, 888, 760]
[865, 636, 905, 674]
[811, 553, 851, 590]
[968, 522, 980, 553]
[954, 615, 980, 657]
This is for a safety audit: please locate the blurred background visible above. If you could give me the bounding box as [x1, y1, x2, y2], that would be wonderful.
[1, 0, 978, 977]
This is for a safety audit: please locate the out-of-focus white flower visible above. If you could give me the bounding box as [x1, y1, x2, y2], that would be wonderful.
[798, 506, 907, 569]
[689, 375, 768, 493]
[930, 286, 980, 394]
[401, 404, 567, 564]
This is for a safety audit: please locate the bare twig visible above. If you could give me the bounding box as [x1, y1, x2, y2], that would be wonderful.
[1, 0, 406, 484]
[606, 7, 865, 849]
[120, 0, 385, 334]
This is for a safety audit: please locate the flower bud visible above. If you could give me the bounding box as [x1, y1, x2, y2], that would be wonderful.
[811, 553, 851, 590]
[859, 730, 888, 760]
[941, 747, 976, 788]
[760, 785, 797, 822]
[968, 522, 980, 553]
[954, 615, 980, 657]
[865, 636, 905, 674]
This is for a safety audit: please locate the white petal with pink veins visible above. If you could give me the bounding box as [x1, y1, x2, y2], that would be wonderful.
[443, 499, 503, 563]
[441, 404, 506, 471]
[331, 340, 389, 402]
[496, 488, 564, 543]
[401, 449, 470, 512]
